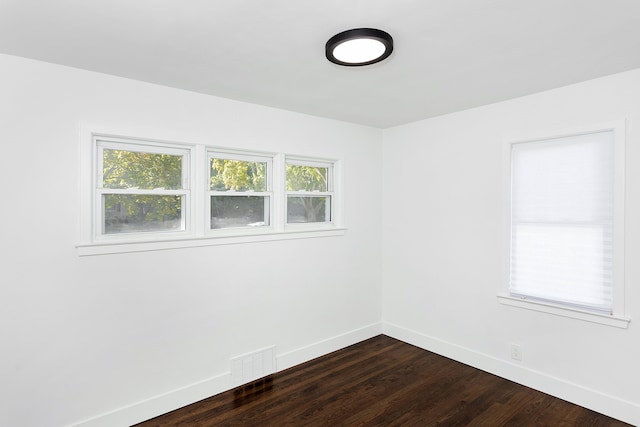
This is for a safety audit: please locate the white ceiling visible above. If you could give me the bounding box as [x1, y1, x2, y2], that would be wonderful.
[1, 0, 640, 128]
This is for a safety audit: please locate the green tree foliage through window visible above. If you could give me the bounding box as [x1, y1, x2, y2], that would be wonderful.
[210, 159, 266, 191]
[286, 164, 328, 192]
[103, 149, 182, 189]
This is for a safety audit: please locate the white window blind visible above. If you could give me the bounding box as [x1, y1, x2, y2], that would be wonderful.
[510, 130, 614, 314]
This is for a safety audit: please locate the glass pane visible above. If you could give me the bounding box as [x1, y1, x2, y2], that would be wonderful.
[103, 195, 183, 234]
[210, 159, 267, 191]
[287, 196, 330, 223]
[103, 149, 183, 190]
[286, 165, 328, 191]
[211, 196, 269, 229]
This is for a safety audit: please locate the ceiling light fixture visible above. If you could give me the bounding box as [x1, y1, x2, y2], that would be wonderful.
[325, 28, 393, 67]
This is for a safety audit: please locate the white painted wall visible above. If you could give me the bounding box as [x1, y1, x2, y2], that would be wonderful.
[382, 69, 640, 425]
[0, 54, 383, 427]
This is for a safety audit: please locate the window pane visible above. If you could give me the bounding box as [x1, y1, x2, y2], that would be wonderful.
[103, 149, 183, 190]
[103, 194, 183, 234]
[211, 196, 269, 229]
[210, 159, 267, 191]
[287, 196, 330, 223]
[286, 165, 328, 191]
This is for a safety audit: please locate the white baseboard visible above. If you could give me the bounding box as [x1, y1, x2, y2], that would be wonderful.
[70, 373, 230, 427]
[71, 322, 383, 427]
[277, 322, 383, 371]
[382, 321, 640, 426]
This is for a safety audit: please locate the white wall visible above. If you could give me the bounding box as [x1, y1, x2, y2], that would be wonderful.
[382, 69, 640, 424]
[0, 54, 383, 427]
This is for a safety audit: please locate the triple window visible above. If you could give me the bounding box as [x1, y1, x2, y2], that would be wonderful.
[92, 136, 339, 242]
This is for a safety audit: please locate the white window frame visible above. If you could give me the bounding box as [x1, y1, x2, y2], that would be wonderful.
[285, 157, 336, 229]
[498, 120, 629, 329]
[206, 150, 274, 235]
[77, 129, 344, 256]
[94, 137, 193, 242]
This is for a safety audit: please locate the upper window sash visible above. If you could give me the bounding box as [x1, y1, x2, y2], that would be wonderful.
[207, 151, 273, 193]
[285, 158, 333, 191]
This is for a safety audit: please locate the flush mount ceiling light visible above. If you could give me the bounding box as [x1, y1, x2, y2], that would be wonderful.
[325, 28, 393, 66]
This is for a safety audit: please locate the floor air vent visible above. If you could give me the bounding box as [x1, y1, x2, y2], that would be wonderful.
[230, 345, 276, 387]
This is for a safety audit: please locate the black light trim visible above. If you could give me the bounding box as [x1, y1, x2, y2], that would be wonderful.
[325, 28, 393, 67]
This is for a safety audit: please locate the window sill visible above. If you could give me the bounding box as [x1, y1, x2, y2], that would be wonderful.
[497, 294, 630, 329]
[76, 227, 346, 256]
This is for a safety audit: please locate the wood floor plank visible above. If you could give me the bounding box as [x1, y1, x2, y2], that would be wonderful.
[134, 335, 631, 426]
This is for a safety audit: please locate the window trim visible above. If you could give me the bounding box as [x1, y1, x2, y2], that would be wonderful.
[497, 294, 630, 328]
[77, 129, 345, 256]
[498, 120, 629, 328]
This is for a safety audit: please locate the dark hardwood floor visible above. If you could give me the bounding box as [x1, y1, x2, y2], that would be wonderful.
[135, 335, 631, 426]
